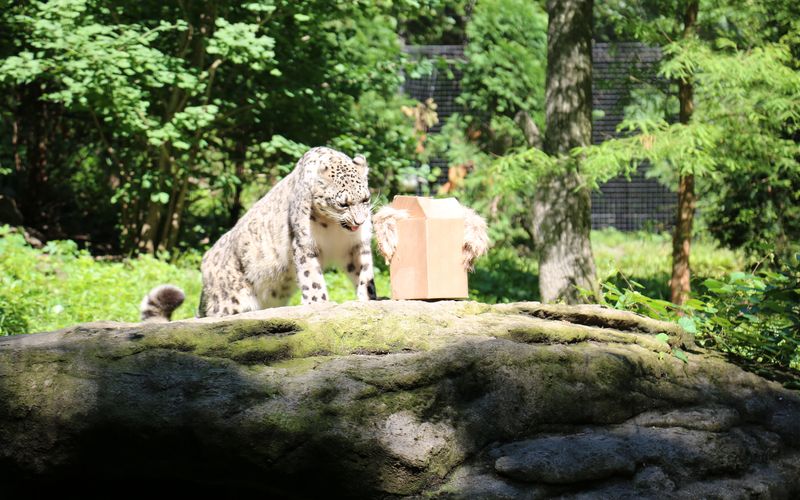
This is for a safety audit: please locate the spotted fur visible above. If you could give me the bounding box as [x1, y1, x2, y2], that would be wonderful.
[140, 285, 185, 322]
[197, 147, 376, 317]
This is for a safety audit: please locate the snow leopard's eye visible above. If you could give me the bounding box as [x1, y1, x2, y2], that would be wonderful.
[361, 197, 370, 205]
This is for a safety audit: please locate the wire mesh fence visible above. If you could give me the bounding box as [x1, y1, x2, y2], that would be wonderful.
[402, 45, 465, 135]
[591, 42, 676, 231]
[402, 42, 677, 232]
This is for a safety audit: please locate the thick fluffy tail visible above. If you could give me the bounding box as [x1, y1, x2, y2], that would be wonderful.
[462, 206, 490, 271]
[372, 206, 409, 264]
[372, 204, 490, 271]
[140, 285, 185, 322]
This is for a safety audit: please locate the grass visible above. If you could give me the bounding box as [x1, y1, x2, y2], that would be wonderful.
[592, 228, 744, 300]
[471, 228, 745, 303]
[0, 227, 202, 334]
[1, 226, 745, 335]
[0, 226, 390, 334]
[287, 268, 392, 306]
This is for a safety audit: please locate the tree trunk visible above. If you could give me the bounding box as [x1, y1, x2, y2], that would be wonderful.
[11, 97, 22, 176]
[159, 171, 181, 252]
[670, 0, 699, 306]
[229, 142, 247, 226]
[166, 175, 190, 252]
[137, 145, 173, 254]
[13, 84, 51, 228]
[533, 0, 599, 303]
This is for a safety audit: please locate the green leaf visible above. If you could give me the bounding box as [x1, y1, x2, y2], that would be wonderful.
[150, 192, 169, 204]
[244, 2, 276, 13]
[655, 333, 670, 344]
[672, 348, 689, 363]
[678, 316, 697, 334]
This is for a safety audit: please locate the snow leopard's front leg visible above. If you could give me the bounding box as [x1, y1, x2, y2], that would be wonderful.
[290, 196, 329, 304]
[347, 238, 377, 301]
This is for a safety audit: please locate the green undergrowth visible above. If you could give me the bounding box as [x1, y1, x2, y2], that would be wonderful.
[1, 225, 747, 335]
[599, 258, 800, 389]
[0, 227, 202, 335]
[470, 228, 744, 303]
[593, 229, 744, 300]
[0, 226, 391, 335]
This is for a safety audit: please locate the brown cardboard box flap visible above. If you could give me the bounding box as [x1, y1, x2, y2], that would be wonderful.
[391, 195, 464, 220]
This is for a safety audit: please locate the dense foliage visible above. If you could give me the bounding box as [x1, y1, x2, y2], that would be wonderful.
[456, 0, 547, 151]
[580, 36, 800, 264]
[602, 259, 800, 388]
[0, 226, 202, 333]
[592, 1, 800, 265]
[0, 0, 426, 254]
[494, 3, 800, 193]
[426, 0, 547, 251]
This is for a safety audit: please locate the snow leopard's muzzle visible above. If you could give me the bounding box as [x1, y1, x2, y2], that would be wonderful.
[340, 205, 369, 232]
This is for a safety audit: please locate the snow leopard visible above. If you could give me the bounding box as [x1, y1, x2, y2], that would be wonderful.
[140, 146, 377, 321]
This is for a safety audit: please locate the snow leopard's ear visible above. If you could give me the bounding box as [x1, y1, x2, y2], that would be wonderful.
[353, 154, 368, 177]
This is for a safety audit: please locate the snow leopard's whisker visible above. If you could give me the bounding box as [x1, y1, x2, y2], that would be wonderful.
[368, 188, 382, 213]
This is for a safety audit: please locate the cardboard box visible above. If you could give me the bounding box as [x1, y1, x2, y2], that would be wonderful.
[389, 196, 468, 300]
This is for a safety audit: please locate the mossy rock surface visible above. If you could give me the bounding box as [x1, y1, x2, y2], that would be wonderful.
[0, 301, 798, 498]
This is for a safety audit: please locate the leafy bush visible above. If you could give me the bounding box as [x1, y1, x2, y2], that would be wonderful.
[600, 256, 800, 388]
[0, 295, 28, 336]
[0, 1, 426, 254]
[469, 246, 539, 303]
[699, 267, 800, 377]
[702, 166, 800, 265]
[458, 0, 548, 143]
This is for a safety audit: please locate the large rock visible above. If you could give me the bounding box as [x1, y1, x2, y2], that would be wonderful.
[0, 301, 798, 498]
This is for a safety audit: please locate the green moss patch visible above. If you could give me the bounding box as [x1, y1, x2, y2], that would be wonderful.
[125, 311, 436, 367]
[224, 319, 302, 341]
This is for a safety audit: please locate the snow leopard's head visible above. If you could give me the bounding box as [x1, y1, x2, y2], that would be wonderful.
[312, 148, 371, 232]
